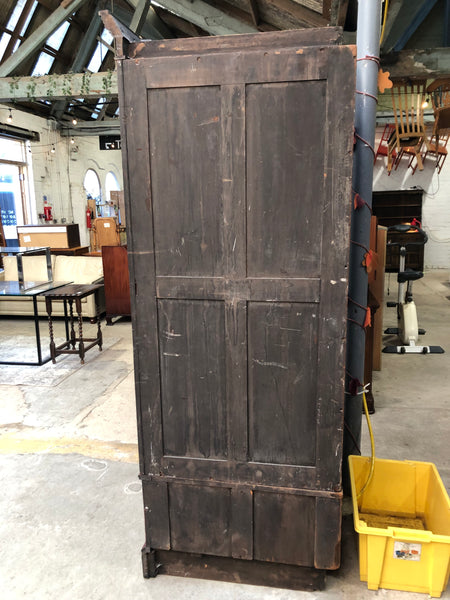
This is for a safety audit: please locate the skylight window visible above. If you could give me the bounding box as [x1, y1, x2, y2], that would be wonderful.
[5, 0, 29, 31]
[31, 52, 55, 76]
[47, 20, 70, 51]
[30, 20, 70, 76]
[19, 1, 38, 36]
[90, 97, 107, 120]
[0, 34, 11, 63]
[86, 29, 114, 73]
[0, 0, 37, 62]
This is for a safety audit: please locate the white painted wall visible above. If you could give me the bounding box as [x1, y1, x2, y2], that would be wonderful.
[1, 106, 123, 248]
[373, 126, 450, 269]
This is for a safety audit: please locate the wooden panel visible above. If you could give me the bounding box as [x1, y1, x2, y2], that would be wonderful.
[248, 302, 318, 465]
[158, 299, 227, 459]
[253, 491, 315, 566]
[117, 54, 163, 474]
[313, 46, 352, 492]
[17, 224, 80, 248]
[246, 81, 325, 277]
[144, 49, 329, 89]
[143, 480, 170, 550]
[149, 86, 224, 277]
[156, 276, 320, 302]
[314, 496, 341, 569]
[155, 550, 325, 590]
[159, 455, 317, 490]
[128, 27, 344, 59]
[230, 486, 253, 559]
[102, 245, 131, 321]
[169, 484, 232, 556]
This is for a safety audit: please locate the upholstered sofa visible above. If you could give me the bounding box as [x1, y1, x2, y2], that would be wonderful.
[0, 254, 105, 319]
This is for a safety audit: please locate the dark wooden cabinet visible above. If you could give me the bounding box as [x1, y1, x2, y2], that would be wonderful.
[101, 245, 131, 324]
[116, 29, 355, 589]
[372, 190, 424, 271]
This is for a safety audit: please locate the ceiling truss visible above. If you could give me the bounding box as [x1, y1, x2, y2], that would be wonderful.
[0, 0, 448, 132]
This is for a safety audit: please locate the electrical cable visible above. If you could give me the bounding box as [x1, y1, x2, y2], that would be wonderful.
[357, 389, 376, 499]
[380, 0, 389, 46]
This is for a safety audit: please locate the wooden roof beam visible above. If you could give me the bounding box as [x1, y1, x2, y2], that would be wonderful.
[247, 0, 260, 27]
[323, 0, 349, 26]
[0, 0, 90, 77]
[153, 7, 205, 37]
[129, 0, 151, 34]
[263, 0, 328, 28]
[118, 0, 174, 39]
[151, 0, 258, 35]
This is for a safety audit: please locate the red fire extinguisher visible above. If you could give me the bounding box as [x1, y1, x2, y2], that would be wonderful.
[44, 205, 53, 221]
[86, 208, 92, 229]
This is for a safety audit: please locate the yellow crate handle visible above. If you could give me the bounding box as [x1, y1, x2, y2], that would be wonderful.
[391, 528, 432, 543]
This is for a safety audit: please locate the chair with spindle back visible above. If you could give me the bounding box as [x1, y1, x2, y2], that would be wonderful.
[422, 131, 449, 174]
[427, 79, 450, 146]
[387, 80, 428, 173]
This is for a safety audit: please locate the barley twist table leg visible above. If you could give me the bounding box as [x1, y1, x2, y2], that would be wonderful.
[69, 299, 76, 348]
[76, 297, 85, 364]
[97, 312, 102, 351]
[45, 297, 56, 363]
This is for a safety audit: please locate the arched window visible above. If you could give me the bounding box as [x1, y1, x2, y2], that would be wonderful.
[83, 169, 101, 201]
[105, 171, 120, 202]
[83, 168, 101, 215]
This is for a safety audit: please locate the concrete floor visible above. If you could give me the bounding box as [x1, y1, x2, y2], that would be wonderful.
[0, 270, 449, 599]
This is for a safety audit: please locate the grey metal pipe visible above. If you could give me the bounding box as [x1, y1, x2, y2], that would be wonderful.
[343, 0, 382, 491]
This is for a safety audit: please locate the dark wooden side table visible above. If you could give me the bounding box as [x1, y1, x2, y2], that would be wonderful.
[43, 283, 103, 364]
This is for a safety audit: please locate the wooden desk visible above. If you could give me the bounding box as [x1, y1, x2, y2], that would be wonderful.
[50, 246, 89, 256]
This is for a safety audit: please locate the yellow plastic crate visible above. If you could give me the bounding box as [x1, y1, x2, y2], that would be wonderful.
[349, 455, 450, 597]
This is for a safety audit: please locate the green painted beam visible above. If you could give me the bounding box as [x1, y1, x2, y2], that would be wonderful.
[0, 71, 118, 103]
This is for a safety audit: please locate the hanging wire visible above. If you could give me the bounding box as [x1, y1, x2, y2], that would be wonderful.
[380, 0, 389, 46]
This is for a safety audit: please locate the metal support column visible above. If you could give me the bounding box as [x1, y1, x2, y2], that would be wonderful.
[343, 0, 382, 491]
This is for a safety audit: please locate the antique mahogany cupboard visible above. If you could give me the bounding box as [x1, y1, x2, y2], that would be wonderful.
[115, 23, 355, 590]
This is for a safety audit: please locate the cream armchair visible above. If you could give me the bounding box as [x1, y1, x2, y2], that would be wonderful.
[0, 254, 105, 319]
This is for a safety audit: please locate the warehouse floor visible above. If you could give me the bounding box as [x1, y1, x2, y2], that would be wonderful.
[0, 269, 449, 600]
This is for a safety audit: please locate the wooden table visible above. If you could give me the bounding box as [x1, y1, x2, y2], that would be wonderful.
[50, 246, 89, 256]
[43, 283, 103, 364]
[0, 280, 70, 366]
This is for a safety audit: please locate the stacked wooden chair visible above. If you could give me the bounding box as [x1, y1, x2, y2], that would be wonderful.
[423, 79, 450, 173]
[387, 80, 428, 173]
